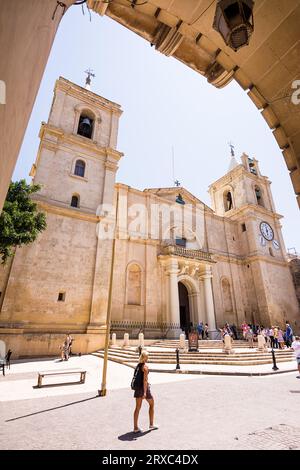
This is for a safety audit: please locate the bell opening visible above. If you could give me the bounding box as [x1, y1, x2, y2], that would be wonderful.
[77, 115, 94, 139]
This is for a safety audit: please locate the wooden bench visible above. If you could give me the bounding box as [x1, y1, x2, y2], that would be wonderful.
[37, 369, 86, 388]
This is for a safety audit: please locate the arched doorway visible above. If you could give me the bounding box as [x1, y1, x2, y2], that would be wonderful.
[178, 282, 191, 334]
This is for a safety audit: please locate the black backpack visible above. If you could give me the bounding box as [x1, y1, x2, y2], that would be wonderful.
[131, 363, 143, 390]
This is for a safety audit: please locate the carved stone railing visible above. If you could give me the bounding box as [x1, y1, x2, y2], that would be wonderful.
[160, 245, 212, 262]
[110, 321, 181, 339]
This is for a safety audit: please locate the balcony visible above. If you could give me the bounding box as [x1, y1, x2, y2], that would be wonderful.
[160, 245, 213, 262]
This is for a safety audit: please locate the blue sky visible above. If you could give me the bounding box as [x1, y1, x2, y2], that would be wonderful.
[14, 6, 299, 251]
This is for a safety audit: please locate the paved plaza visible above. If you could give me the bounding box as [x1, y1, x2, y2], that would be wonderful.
[0, 354, 300, 450]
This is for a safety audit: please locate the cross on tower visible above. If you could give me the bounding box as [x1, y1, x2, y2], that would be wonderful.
[228, 141, 235, 157]
[84, 69, 96, 89]
[174, 180, 181, 187]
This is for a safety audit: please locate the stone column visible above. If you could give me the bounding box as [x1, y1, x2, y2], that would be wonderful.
[167, 259, 180, 326]
[202, 267, 216, 334]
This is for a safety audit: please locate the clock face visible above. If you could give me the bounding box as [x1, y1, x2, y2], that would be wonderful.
[260, 222, 274, 241]
[272, 240, 280, 250]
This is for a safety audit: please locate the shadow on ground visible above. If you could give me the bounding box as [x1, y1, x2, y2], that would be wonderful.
[118, 430, 152, 441]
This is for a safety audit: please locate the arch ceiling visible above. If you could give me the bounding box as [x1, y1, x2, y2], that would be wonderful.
[88, 0, 300, 208]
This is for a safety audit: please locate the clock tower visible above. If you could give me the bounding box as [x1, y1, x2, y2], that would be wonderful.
[208, 152, 299, 329]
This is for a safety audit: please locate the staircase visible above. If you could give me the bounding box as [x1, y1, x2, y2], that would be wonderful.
[93, 347, 293, 368]
[152, 339, 248, 349]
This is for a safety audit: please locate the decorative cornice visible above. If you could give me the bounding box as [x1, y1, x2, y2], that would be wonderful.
[225, 204, 283, 221]
[33, 197, 99, 223]
[212, 252, 288, 268]
[55, 76, 122, 116]
[39, 123, 124, 161]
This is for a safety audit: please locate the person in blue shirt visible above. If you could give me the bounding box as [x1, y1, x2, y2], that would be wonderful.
[197, 322, 204, 340]
[285, 322, 293, 348]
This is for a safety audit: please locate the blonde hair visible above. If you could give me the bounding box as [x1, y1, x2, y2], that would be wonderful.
[138, 350, 149, 364]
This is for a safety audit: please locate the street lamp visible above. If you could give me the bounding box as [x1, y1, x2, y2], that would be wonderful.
[213, 0, 255, 51]
[98, 193, 119, 397]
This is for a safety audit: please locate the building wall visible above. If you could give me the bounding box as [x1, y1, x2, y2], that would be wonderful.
[0, 211, 97, 330]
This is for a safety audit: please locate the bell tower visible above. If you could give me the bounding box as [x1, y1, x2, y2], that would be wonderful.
[208, 150, 299, 329]
[209, 151, 276, 216]
[30, 76, 123, 213]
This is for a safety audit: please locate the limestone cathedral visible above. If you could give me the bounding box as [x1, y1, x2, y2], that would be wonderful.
[0, 77, 299, 356]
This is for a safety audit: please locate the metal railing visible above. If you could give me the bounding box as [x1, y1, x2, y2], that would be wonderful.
[161, 245, 212, 262]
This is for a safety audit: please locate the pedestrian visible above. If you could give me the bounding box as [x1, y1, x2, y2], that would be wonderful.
[241, 322, 249, 340]
[67, 333, 73, 356]
[60, 333, 72, 361]
[231, 324, 238, 340]
[204, 323, 209, 340]
[197, 322, 204, 340]
[269, 326, 275, 349]
[285, 322, 294, 348]
[291, 336, 300, 379]
[246, 324, 254, 348]
[278, 328, 285, 349]
[225, 323, 233, 337]
[220, 326, 227, 344]
[262, 327, 270, 348]
[133, 350, 158, 433]
[273, 326, 279, 349]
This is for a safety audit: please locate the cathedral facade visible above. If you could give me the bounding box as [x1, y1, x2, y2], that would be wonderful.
[0, 77, 299, 357]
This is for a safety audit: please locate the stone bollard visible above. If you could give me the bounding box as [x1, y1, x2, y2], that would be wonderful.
[111, 333, 117, 348]
[138, 332, 144, 349]
[123, 333, 129, 348]
[0, 340, 6, 358]
[257, 334, 265, 352]
[223, 335, 234, 354]
[179, 334, 185, 350]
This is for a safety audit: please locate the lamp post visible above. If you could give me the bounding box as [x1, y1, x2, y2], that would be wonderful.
[271, 347, 279, 371]
[176, 348, 180, 370]
[98, 192, 119, 397]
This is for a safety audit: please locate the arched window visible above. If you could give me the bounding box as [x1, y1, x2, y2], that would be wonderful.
[71, 194, 79, 208]
[74, 159, 85, 178]
[224, 191, 233, 212]
[77, 112, 94, 139]
[126, 264, 142, 306]
[255, 186, 264, 207]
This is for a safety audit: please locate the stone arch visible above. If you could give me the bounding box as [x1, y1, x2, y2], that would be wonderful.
[253, 184, 265, 207]
[71, 156, 88, 180]
[125, 262, 143, 306]
[178, 275, 201, 327]
[70, 193, 80, 208]
[73, 104, 101, 140]
[223, 185, 234, 212]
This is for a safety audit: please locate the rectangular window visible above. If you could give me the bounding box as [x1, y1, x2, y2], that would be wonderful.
[58, 292, 66, 302]
[241, 223, 246, 232]
[175, 237, 186, 247]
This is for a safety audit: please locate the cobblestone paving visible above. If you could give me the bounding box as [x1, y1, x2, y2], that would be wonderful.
[1, 372, 299, 450]
[235, 424, 300, 450]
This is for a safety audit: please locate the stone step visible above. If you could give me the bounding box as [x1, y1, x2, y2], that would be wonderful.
[94, 348, 293, 365]
[152, 340, 249, 348]
[99, 353, 292, 362]
[103, 348, 292, 359]
[94, 352, 292, 367]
